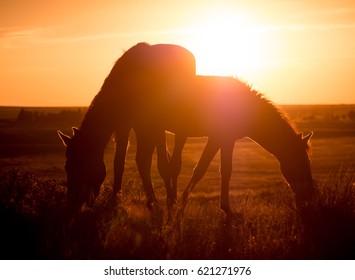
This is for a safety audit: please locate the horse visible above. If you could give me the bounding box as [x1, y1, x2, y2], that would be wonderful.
[58, 42, 196, 211]
[159, 76, 314, 213]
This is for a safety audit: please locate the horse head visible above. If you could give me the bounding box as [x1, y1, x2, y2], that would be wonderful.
[58, 128, 106, 211]
[279, 132, 315, 204]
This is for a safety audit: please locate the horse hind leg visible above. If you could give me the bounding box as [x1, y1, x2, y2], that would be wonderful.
[155, 130, 174, 206]
[113, 126, 130, 194]
[135, 130, 157, 209]
[170, 134, 187, 203]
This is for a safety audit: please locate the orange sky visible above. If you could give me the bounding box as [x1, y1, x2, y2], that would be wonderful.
[1, 0, 355, 106]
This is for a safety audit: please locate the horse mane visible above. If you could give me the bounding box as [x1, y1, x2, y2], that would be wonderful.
[234, 78, 311, 153]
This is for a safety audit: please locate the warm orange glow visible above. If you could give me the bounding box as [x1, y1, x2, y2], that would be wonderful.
[184, 10, 275, 78]
[1, 1, 355, 105]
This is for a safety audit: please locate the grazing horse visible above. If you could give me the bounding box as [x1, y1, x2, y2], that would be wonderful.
[58, 42, 196, 211]
[162, 76, 314, 213]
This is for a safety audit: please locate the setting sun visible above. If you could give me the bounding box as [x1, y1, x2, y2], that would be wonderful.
[184, 10, 274, 78]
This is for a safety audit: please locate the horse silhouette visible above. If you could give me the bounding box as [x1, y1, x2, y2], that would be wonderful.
[163, 76, 314, 213]
[58, 42, 196, 211]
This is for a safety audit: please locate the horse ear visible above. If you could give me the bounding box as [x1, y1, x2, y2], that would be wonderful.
[302, 131, 313, 143]
[72, 127, 80, 136]
[57, 130, 71, 146]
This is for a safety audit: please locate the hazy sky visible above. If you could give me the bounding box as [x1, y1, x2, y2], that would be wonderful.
[1, 0, 355, 106]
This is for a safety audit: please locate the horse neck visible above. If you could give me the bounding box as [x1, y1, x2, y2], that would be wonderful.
[79, 91, 115, 156]
[246, 99, 298, 164]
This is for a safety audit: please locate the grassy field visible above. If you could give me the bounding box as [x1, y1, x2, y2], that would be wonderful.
[0, 105, 354, 259]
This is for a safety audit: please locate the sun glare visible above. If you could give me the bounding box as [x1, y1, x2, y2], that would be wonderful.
[184, 11, 273, 78]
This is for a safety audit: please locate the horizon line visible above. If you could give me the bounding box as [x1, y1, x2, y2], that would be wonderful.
[1, 103, 355, 108]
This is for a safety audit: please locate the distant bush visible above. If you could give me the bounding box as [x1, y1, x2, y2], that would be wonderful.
[17, 108, 36, 122]
[17, 108, 85, 124]
[301, 109, 355, 122]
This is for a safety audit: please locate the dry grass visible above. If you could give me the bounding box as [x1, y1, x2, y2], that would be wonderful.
[0, 168, 353, 259]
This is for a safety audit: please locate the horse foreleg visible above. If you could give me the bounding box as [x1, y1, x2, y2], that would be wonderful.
[135, 130, 157, 209]
[220, 141, 235, 214]
[170, 134, 187, 202]
[182, 139, 219, 204]
[113, 127, 130, 194]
